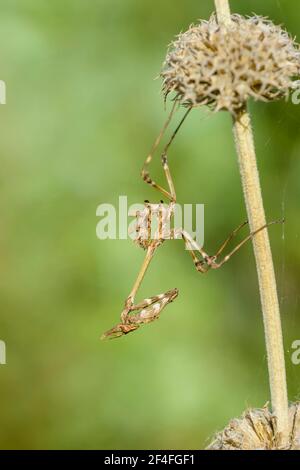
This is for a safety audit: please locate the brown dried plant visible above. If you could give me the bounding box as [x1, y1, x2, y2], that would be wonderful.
[208, 403, 300, 450]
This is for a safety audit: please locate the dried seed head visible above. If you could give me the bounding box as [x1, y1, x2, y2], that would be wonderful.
[161, 14, 300, 113]
[207, 403, 300, 450]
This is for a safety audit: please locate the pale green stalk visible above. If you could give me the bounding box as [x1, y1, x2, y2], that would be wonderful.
[214, 0, 289, 446]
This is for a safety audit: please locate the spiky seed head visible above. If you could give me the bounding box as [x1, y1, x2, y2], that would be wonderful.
[161, 14, 300, 113]
[207, 403, 300, 450]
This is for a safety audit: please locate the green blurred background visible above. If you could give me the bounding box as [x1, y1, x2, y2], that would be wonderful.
[0, 0, 299, 450]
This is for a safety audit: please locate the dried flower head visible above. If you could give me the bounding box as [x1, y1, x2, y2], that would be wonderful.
[161, 14, 300, 113]
[207, 403, 300, 450]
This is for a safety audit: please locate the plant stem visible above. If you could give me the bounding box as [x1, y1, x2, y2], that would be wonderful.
[233, 107, 289, 444]
[214, 0, 232, 27]
[214, 0, 289, 446]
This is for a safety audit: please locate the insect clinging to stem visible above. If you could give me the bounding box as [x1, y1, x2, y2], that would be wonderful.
[101, 99, 283, 340]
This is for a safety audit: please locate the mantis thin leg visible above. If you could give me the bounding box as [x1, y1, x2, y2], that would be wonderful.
[121, 244, 158, 322]
[212, 219, 284, 269]
[141, 105, 192, 202]
[176, 219, 284, 272]
[214, 220, 249, 258]
[178, 230, 210, 273]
